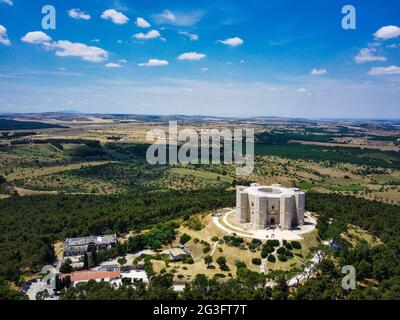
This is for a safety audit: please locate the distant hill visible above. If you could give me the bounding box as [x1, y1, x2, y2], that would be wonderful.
[0, 119, 66, 130]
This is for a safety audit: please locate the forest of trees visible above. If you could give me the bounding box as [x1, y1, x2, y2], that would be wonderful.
[0, 188, 235, 282]
[57, 193, 400, 300]
[1, 183, 400, 299]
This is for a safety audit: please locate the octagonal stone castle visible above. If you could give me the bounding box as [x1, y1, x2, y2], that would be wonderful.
[236, 183, 305, 230]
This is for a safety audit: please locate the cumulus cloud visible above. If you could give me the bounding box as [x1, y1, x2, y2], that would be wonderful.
[177, 52, 206, 61]
[153, 9, 202, 26]
[178, 31, 199, 41]
[310, 68, 327, 76]
[105, 63, 121, 68]
[22, 30, 108, 63]
[68, 8, 91, 20]
[138, 59, 168, 67]
[297, 88, 308, 93]
[354, 48, 386, 63]
[0, 25, 11, 46]
[50, 41, 108, 62]
[374, 25, 400, 40]
[133, 29, 161, 40]
[135, 17, 151, 28]
[0, 0, 13, 5]
[101, 9, 129, 25]
[218, 37, 244, 47]
[368, 65, 400, 75]
[21, 31, 52, 44]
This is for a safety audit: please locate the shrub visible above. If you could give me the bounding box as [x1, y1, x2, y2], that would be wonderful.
[286, 250, 294, 258]
[182, 256, 194, 264]
[267, 255, 276, 263]
[235, 260, 247, 269]
[266, 239, 280, 247]
[291, 241, 302, 250]
[261, 245, 274, 258]
[211, 236, 219, 242]
[278, 254, 288, 262]
[117, 257, 127, 265]
[180, 233, 191, 245]
[284, 242, 293, 250]
[203, 245, 211, 254]
[252, 258, 262, 265]
[277, 247, 286, 255]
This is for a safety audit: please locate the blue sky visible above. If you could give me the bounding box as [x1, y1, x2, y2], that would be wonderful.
[0, 0, 399, 118]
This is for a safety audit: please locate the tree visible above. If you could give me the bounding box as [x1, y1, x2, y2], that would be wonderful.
[272, 276, 289, 300]
[60, 259, 72, 274]
[204, 255, 213, 267]
[180, 233, 191, 245]
[83, 252, 89, 270]
[252, 258, 261, 265]
[216, 256, 228, 271]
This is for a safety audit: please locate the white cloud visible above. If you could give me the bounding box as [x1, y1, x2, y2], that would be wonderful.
[0, 0, 13, 6]
[177, 52, 206, 61]
[201, 68, 209, 71]
[135, 17, 151, 28]
[0, 25, 11, 46]
[218, 37, 244, 47]
[21, 31, 52, 44]
[354, 48, 386, 63]
[138, 59, 168, 67]
[159, 9, 176, 21]
[21, 31, 108, 63]
[48, 40, 108, 62]
[374, 25, 400, 40]
[91, 39, 100, 43]
[105, 63, 122, 68]
[368, 65, 400, 75]
[297, 88, 308, 93]
[133, 29, 161, 40]
[118, 59, 127, 63]
[101, 9, 129, 25]
[178, 31, 199, 41]
[68, 8, 91, 20]
[153, 9, 202, 26]
[310, 68, 327, 76]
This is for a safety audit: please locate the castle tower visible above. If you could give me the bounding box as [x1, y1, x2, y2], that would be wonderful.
[236, 186, 249, 223]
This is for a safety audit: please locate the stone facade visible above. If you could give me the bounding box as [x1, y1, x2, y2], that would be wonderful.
[64, 234, 118, 257]
[236, 183, 305, 230]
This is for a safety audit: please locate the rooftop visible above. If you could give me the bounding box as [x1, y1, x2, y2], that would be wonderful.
[65, 234, 117, 247]
[61, 270, 121, 282]
[242, 183, 304, 198]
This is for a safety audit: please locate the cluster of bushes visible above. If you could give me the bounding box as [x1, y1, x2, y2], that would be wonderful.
[183, 216, 204, 231]
[248, 239, 262, 250]
[260, 239, 301, 262]
[223, 235, 244, 247]
[261, 239, 280, 259]
[277, 246, 294, 262]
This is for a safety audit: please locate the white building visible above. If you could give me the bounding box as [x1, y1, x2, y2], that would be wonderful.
[236, 183, 305, 230]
